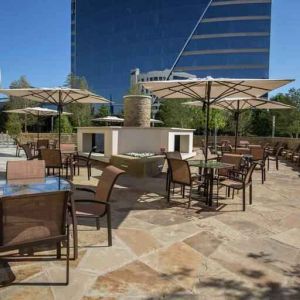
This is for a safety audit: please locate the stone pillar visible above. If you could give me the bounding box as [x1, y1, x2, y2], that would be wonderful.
[123, 95, 151, 127]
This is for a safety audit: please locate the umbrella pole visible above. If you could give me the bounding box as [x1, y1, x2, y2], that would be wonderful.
[58, 91, 62, 149]
[205, 82, 212, 163]
[234, 102, 240, 151]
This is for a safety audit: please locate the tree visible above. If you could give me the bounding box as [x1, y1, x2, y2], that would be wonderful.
[64, 74, 92, 127]
[54, 115, 73, 134]
[97, 105, 110, 118]
[2, 76, 37, 133]
[270, 88, 300, 138]
[6, 114, 22, 136]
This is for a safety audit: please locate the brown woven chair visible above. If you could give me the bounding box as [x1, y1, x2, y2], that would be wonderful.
[0, 191, 70, 285]
[250, 147, 267, 183]
[234, 148, 250, 155]
[21, 143, 39, 160]
[73, 146, 97, 180]
[267, 146, 284, 171]
[239, 140, 250, 148]
[219, 163, 257, 211]
[74, 165, 125, 246]
[6, 160, 46, 181]
[167, 158, 200, 208]
[165, 151, 182, 191]
[217, 154, 242, 180]
[40, 149, 72, 178]
[37, 139, 49, 150]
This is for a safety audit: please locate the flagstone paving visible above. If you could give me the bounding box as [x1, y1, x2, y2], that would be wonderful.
[0, 148, 300, 299]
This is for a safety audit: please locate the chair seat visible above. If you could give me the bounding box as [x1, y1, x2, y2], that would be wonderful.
[75, 201, 106, 217]
[220, 179, 243, 189]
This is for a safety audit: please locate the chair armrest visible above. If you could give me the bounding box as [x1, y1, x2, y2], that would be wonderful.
[75, 187, 96, 194]
[74, 199, 109, 206]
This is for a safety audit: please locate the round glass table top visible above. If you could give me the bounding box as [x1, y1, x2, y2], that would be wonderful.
[188, 160, 234, 169]
[0, 176, 71, 197]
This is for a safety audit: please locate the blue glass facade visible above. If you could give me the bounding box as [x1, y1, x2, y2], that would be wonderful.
[71, 0, 272, 101]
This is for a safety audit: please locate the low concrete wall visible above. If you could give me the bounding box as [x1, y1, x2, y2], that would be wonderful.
[17, 133, 77, 144]
[194, 135, 300, 149]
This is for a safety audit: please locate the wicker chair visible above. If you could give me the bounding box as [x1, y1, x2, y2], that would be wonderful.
[167, 158, 200, 208]
[250, 147, 267, 183]
[40, 149, 73, 178]
[217, 154, 243, 180]
[165, 151, 182, 191]
[0, 191, 70, 285]
[37, 139, 49, 150]
[74, 165, 125, 246]
[219, 163, 257, 211]
[6, 160, 45, 181]
[267, 146, 284, 171]
[21, 143, 39, 160]
[73, 146, 97, 180]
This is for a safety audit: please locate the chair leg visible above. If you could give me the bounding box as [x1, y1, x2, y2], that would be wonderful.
[232, 189, 235, 199]
[188, 186, 192, 208]
[249, 183, 253, 205]
[88, 165, 90, 180]
[183, 185, 185, 198]
[261, 168, 264, 184]
[243, 187, 246, 211]
[96, 217, 100, 230]
[66, 226, 70, 285]
[267, 157, 270, 171]
[166, 170, 169, 191]
[276, 157, 279, 170]
[167, 178, 171, 203]
[56, 242, 61, 259]
[107, 207, 112, 247]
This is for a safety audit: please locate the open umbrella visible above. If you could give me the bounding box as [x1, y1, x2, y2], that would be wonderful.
[150, 118, 163, 125]
[92, 116, 124, 125]
[4, 107, 72, 139]
[0, 88, 109, 146]
[184, 98, 295, 150]
[142, 77, 293, 161]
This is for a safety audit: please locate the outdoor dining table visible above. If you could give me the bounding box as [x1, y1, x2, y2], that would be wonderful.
[188, 160, 234, 206]
[0, 176, 78, 285]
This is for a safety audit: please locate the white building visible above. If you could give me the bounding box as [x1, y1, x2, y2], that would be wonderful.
[130, 68, 196, 116]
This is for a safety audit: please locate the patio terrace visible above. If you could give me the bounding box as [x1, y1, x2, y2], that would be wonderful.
[0, 147, 300, 299]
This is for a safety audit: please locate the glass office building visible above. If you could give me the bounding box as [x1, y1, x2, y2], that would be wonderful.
[71, 0, 272, 102]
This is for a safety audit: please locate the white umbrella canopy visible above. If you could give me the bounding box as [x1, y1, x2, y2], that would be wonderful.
[150, 118, 163, 124]
[142, 77, 293, 101]
[0, 88, 110, 146]
[4, 107, 72, 116]
[92, 116, 124, 123]
[0, 88, 109, 105]
[184, 97, 295, 149]
[142, 77, 294, 161]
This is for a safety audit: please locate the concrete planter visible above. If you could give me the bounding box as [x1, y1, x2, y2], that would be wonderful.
[123, 95, 152, 127]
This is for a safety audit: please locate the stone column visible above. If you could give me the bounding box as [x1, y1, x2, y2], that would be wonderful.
[123, 95, 151, 127]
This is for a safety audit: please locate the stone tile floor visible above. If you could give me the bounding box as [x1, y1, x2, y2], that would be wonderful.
[0, 147, 300, 299]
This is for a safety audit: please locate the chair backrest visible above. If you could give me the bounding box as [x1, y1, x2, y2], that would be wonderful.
[37, 139, 49, 149]
[250, 147, 265, 161]
[40, 149, 62, 168]
[168, 158, 191, 185]
[165, 151, 182, 160]
[219, 154, 242, 176]
[52, 140, 58, 149]
[0, 191, 69, 249]
[244, 163, 257, 185]
[249, 144, 262, 149]
[60, 144, 76, 152]
[235, 148, 250, 155]
[276, 146, 284, 157]
[95, 165, 125, 203]
[6, 160, 46, 181]
[21, 144, 34, 160]
[239, 140, 249, 148]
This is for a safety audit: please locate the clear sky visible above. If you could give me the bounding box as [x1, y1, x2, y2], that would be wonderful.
[0, 0, 299, 94]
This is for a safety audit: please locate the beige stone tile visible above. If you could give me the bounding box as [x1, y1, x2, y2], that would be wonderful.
[115, 228, 161, 256]
[141, 242, 205, 291]
[47, 267, 97, 300]
[83, 260, 184, 299]
[150, 221, 201, 246]
[271, 228, 300, 249]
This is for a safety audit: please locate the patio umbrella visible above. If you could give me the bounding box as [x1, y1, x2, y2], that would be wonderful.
[4, 107, 72, 139]
[184, 98, 295, 150]
[150, 118, 163, 124]
[92, 116, 124, 125]
[0, 88, 109, 147]
[142, 77, 293, 161]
